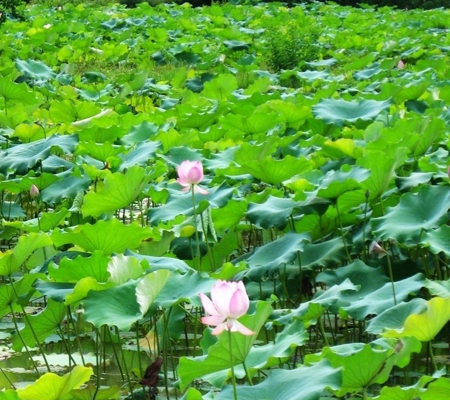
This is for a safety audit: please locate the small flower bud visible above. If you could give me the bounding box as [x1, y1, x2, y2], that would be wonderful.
[30, 184, 40, 198]
[365, 190, 370, 199]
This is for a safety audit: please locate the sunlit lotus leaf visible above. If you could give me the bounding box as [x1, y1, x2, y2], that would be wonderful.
[70, 383, 121, 400]
[367, 298, 428, 335]
[383, 297, 450, 342]
[313, 98, 392, 126]
[421, 377, 450, 400]
[233, 139, 279, 165]
[148, 184, 233, 224]
[76, 141, 124, 163]
[0, 135, 78, 176]
[246, 196, 299, 229]
[16, 59, 56, 82]
[125, 251, 193, 273]
[0, 391, 19, 400]
[216, 359, 341, 400]
[421, 226, 450, 257]
[0, 275, 39, 319]
[202, 74, 238, 100]
[0, 232, 52, 276]
[12, 299, 66, 351]
[322, 138, 364, 159]
[372, 185, 450, 244]
[48, 251, 110, 283]
[178, 301, 272, 390]
[246, 232, 311, 272]
[51, 219, 158, 255]
[344, 274, 425, 320]
[239, 156, 311, 185]
[17, 365, 93, 400]
[411, 117, 445, 158]
[82, 166, 151, 217]
[154, 270, 215, 308]
[64, 278, 113, 305]
[49, 99, 101, 124]
[4, 208, 70, 233]
[211, 199, 248, 231]
[107, 255, 144, 286]
[136, 270, 172, 315]
[0, 76, 36, 104]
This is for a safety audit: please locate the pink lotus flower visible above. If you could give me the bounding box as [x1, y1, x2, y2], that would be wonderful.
[397, 60, 405, 69]
[199, 280, 254, 336]
[177, 160, 208, 194]
[369, 240, 386, 257]
[30, 184, 39, 198]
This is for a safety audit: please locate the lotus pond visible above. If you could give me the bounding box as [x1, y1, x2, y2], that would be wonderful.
[1, 1, 450, 399]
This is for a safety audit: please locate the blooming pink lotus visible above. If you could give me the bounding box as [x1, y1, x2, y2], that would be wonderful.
[177, 160, 208, 194]
[199, 280, 254, 336]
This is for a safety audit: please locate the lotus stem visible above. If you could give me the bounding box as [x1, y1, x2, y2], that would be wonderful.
[191, 187, 202, 271]
[385, 253, 397, 305]
[227, 329, 239, 400]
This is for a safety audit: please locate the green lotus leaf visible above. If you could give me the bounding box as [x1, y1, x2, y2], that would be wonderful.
[33, 280, 76, 302]
[136, 269, 172, 315]
[202, 74, 238, 100]
[223, 40, 249, 50]
[367, 298, 428, 335]
[125, 251, 193, 273]
[372, 185, 450, 244]
[118, 141, 162, 171]
[107, 255, 145, 286]
[344, 274, 425, 320]
[49, 99, 101, 124]
[17, 365, 93, 400]
[82, 166, 151, 217]
[41, 174, 91, 206]
[211, 199, 248, 231]
[425, 279, 450, 298]
[0, 232, 52, 276]
[76, 141, 125, 163]
[178, 301, 272, 390]
[0, 135, 78, 176]
[315, 166, 370, 199]
[246, 196, 299, 229]
[148, 184, 233, 224]
[0, 275, 40, 319]
[12, 299, 66, 351]
[246, 232, 311, 272]
[383, 297, 450, 342]
[0, 77, 36, 104]
[420, 377, 450, 400]
[4, 208, 69, 233]
[70, 384, 121, 400]
[51, 219, 158, 255]
[48, 251, 109, 283]
[215, 358, 341, 400]
[15, 59, 56, 82]
[301, 235, 351, 271]
[421, 225, 450, 257]
[0, 391, 19, 400]
[313, 98, 392, 126]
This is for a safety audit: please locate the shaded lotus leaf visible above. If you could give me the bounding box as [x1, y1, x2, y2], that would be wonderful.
[246, 232, 311, 273]
[367, 298, 428, 335]
[125, 251, 193, 273]
[344, 274, 425, 320]
[32, 353, 98, 367]
[148, 184, 233, 224]
[178, 301, 272, 390]
[246, 196, 299, 229]
[4, 208, 69, 233]
[41, 175, 91, 206]
[301, 235, 351, 271]
[118, 141, 162, 171]
[51, 219, 158, 255]
[383, 297, 450, 342]
[0, 232, 52, 276]
[17, 365, 93, 400]
[313, 98, 392, 126]
[16, 59, 56, 82]
[223, 40, 249, 50]
[314, 166, 370, 199]
[421, 225, 450, 257]
[305, 342, 398, 396]
[33, 280, 75, 302]
[425, 279, 450, 298]
[395, 172, 433, 191]
[82, 166, 152, 217]
[12, 299, 66, 351]
[0, 135, 78, 176]
[153, 270, 215, 308]
[48, 251, 110, 283]
[372, 185, 450, 244]
[216, 359, 341, 400]
[70, 384, 121, 400]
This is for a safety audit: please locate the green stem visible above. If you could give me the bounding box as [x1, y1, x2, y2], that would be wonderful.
[135, 321, 143, 378]
[385, 253, 397, 305]
[67, 306, 86, 365]
[429, 341, 438, 372]
[191, 188, 202, 271]
[242, 361, 253, 386]
[0, 366, 15, 389]
[319, 317, 329, 347]
[335, 205, 352, 262]
[227, 329, 239, 400]
[115, 326, 134, 400]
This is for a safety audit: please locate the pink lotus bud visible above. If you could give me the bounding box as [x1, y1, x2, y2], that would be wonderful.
[177, 160, 208, 194]
[199, 280, 254, 336]
[397, 60, 405, 69]
[30, 184, 40, 198]
[369, 240, 386, 256]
